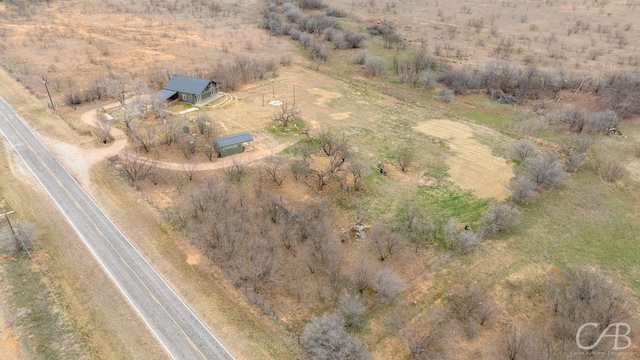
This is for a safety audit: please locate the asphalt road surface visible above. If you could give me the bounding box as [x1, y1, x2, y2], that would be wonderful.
[0, 97, 234, 360]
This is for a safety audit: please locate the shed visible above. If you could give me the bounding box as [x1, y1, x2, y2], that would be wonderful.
[155, 74, 217, 105]
[213, 132, 254, 157]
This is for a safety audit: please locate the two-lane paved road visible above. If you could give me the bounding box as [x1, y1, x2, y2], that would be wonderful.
[0, 97, 234, 360]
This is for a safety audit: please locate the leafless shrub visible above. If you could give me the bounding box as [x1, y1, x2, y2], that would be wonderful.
[586, 109, 618, 133]
[394, 46, 440, 85]
[508, 175, 537, 204]
[224, 160, 249, 182]
[562, 135, 595, 172]
[598, 159, 624, 182]
[549, 266, 628, 347]
[364, 56, 386, 76]
[510, 140, 538, 163]
[443, 219, 482, 254]
[301, 312, 371, 360]
[438, 69, 477, 94]
[64, 87, 84, 108]
[326, 7, 347, 17]
[600, 71, 640, 119]
[339, 291, 367, 330]
[298, 0, 327, 10]
[548, 105, 587, 133]
[523, 154, 565, 189]
[374, 268, 404, 303]
[439, 88, 455, 103]
[480, 202, 519, 237]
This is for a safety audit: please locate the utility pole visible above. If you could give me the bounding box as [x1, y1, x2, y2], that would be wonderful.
[0, 210, 16, 242]
[42, 76, 55, 111]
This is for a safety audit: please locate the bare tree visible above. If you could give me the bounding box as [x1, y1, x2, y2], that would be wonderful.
[106, 71, 129, 105]
[118, 150, 152, 189]
[351, 258, 374, 294]
[94, 112, 113, 144]
[348, 159, 368, 191]
[193, 112, 213, 135]
[374, 268, 404, 303]
[238, 237, 278, 292]
[121, 104, 137, 131]
[160, 121, 179, 146]
[502, 322, 532, 360]
[449, 282, 495, 339]
[147, 162, 163, 185]
[273, 101, 300, 128]
[301, 312, 372, 360]
[263, 155, 286, 185]
[402, 310, 447, 359]
[178, 137, 196, 160]
[181, 161, 199, 181]
[319, 131, 349, 157]
[132, 126, 157, 153]
[370, 224, 403, 261]
[395, 146, 417, 172]
[203, 145, 216, 161]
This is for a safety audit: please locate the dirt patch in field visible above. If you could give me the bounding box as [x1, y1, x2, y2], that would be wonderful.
[0, 299, 20, 360]
[329, 112, 351, 120]
[415, 119, 513, 199]
[307, 87, 343, 106]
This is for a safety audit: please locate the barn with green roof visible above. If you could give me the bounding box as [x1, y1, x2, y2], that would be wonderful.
[213, 132, 254, 158]
[155, 74, 217, 105]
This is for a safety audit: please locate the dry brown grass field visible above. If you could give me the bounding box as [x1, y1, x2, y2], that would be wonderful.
[0, 0, 639, 359]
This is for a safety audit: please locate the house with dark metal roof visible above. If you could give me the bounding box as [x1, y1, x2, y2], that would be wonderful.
[155, 74, 217, 104]
[213, 132, 254, 157]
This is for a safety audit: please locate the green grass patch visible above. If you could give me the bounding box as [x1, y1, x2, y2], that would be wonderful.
[514, 169, 640, 293]
[414, 185, 491, 225]
[266, 118, 306, 137]
[451, 94, 517, 129]
[281, 136, 321, 156]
